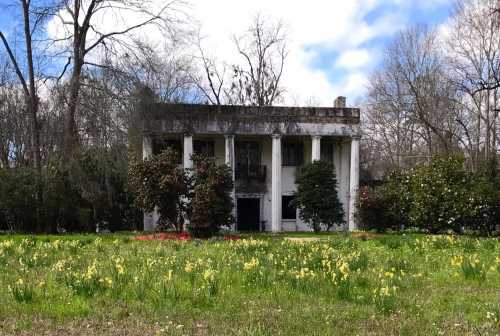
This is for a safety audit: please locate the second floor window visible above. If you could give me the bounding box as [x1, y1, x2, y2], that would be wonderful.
[194, 140, 215, 158]
[321, 142, 334, 163]
[282, 141, 304, 166]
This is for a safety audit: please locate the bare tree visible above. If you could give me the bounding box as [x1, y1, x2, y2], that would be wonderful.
[194, 14, 288, 107]
[230, 14, 288, 106]
[49, 0, 187, 160]
[364, 25, 460, 174]
[0, 0, 47, 173]
[447, 0, 500, 166]
[0, 0, 53, 231]
[192, 32, 227, 105]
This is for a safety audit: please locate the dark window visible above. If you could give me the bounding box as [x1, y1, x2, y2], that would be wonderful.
[194, 140, 215, 157]
[282, 142, 304, 166]
[321, 142, 334, 163]
[236, 141, 261, 166]
[282, 196, 297, 220]
[235, 141, 265, 182]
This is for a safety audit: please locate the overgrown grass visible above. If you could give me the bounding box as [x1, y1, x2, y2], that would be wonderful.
[0, 233, 498, 335]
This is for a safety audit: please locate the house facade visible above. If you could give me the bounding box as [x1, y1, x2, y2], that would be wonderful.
[142, 97, 361, 232]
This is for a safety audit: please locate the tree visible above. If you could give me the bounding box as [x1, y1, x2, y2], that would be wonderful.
[447, 0, 500, 167]
[50, 0, 187, 160]
[292, 161, 344, 232]
[188, 154, 234, 237]
[0, 0, 51, 231]
[195, 14, 288, 106]
[129, 149, 188, 232]
[230, 14, 288, 106]
[364, 25, 463, 175]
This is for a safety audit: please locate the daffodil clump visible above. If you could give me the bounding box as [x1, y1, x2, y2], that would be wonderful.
[0, 234, 498, 334]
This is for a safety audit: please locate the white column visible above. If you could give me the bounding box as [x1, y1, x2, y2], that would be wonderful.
[340, 139, 351, 230]
[225, 134, 236, 231]
[142, 136, 152, 160]
[348, 136, 360, 231]
[142, 136, 155, 231]
[271, 134, 282, 233]
[183, 134, 193, 169]
[311, 135, 321, 161]
[333, 140, 342, 181]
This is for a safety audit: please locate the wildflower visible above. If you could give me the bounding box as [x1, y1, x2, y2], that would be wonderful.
[184, 262, 194, 273]
[243, 258, 259, 271]
[203, 269, 216, 282]
[384, 271, 394, 279]
[451, 255, 463, 267]
[486, 311, 497, 322]
[165, 270, 173, 282]
[116, 263, 125, 275]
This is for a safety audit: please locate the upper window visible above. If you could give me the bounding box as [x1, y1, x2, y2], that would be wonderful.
[236, 141, 261, 167]
[282, 142, 304, 166]
[194, 140, 215, 158]
[321, 142, 334, 163]
[282, 196, 297, 220]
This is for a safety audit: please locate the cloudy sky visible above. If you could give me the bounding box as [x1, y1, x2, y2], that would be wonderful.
[0, 0, 455, 106]
[190, 0, 455, 105]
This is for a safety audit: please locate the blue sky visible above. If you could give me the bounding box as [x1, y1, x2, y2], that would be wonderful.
[0, 0, 455, 105]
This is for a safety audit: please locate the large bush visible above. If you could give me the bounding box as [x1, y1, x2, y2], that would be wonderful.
[0, 148, 139, 233]
[292, 160, 344, 232]
[129, 151, 234, 237]
[188, 155, 234, 238]
[128, 148, 188, 232]
[0, 168, 38, 232]
[407, 156, 470, 233]
[358, 169, 412, 232]
[358, 156, 500, 234]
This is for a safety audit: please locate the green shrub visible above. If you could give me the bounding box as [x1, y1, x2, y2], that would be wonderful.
[0, 168, 37, 232]
[188, 155, 234, 238]
[408, 156, 470, 233]
[292, 160, 344, 232]
[359, 155, 500, 234]
[128, 148, 189, 232]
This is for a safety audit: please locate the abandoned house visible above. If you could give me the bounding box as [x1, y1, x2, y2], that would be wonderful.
[142, 96, 361, 232]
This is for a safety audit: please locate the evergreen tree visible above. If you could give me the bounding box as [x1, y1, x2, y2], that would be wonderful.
[292, 161, 344, 232]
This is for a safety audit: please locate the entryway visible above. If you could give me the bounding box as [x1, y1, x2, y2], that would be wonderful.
[236, 198, 260, 231]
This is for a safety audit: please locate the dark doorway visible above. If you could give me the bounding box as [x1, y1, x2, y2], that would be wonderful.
[237, 198, 260, 231]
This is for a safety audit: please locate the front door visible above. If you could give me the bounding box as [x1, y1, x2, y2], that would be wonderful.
[237, 198, 260, 231]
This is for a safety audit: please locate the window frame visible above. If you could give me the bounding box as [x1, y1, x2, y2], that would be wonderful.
[282, 141, 304, 167]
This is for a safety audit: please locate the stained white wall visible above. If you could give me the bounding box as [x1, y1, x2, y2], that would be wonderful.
[144, 134, 352, 232]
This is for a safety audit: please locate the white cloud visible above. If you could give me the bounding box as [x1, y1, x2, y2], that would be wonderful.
[335, 49, 372, 70]
[190, 0, 410, 105]
[44, 0, 452, 106]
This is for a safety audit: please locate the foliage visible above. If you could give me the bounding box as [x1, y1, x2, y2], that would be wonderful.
[0, 234, 499, 335]
[188, 154, 234, 238]
[359, 155, 500, 234]
[357, 187, 403, 232]
[292, 160, 344, 232]
[0, 147, 139, 233]
[128, 148, 188, 232]
[0, 168, 37, 232]
[407, 156, 470, 233]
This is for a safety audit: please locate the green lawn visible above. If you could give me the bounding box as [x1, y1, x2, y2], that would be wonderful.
[0, 233, 498, 335]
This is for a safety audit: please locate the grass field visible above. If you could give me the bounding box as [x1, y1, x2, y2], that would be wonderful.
[0, 233, 499, 335]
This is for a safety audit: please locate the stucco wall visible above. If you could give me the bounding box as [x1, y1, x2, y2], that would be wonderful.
[144, 134, 352, 232]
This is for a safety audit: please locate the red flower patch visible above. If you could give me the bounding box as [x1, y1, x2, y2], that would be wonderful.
[132, 232, 240, 241]
[132, 232, 191, 241]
